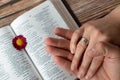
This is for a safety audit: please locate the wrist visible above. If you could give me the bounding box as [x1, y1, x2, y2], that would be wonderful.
[104, 6, 120, 27]
[102, 15, 120, 45]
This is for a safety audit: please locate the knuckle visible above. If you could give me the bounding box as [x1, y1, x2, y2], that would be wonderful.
[86, 51, 93, 58]
[94, 29, 110, 41]
[96, 42, 105, 49]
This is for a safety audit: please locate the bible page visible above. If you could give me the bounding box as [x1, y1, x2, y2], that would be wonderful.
[0, 26, 41, 80]
[11, 0, 76, 80]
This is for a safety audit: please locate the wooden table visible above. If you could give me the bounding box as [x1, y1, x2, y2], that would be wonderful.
[0, 0, 120, 28]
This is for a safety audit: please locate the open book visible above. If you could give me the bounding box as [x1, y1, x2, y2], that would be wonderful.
[0, 0, 79, 80]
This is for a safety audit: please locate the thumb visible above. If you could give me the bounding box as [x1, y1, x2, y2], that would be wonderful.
[89, 42, 120, 59]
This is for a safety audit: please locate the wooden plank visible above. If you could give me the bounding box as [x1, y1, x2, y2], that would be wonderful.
[0, 0, 120, 27]
[0, 5, 38, 28]
[0, 0, 43, 27]
[0, 0, 11, 6]
[0, 0, 44, 19]
[66, 0, 120, 23]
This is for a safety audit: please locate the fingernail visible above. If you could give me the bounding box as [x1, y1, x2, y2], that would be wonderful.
[71, 47, 75, 54]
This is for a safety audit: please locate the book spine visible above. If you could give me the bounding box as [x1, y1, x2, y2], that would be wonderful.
[61, 0, 81, 27]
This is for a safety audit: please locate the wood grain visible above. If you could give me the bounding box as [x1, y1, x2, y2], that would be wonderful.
[0, 0, 44, 27]
[0, 0, 120, 27]
[0, 0, 11, 6]
[0, 0, 44, 19]
[66, 0, 120, 23]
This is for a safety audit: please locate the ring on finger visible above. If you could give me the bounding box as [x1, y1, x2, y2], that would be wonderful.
[79, 37, 89, 46]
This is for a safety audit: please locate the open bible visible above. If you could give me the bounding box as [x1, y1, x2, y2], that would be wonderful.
[0, 0, 79, 80]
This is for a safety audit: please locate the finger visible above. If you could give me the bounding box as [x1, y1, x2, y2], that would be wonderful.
[77, 51, 93, 79]
[71, 37, 88, 71]
[46, 46, 73, 61]
[85, 56, 104, 79]
[45, 37, 70, 50]
[77, 38, 96, 79]
[89, 42, 120, 59]
[54, 56, 78, 75]
[70, 27, 84, 53]
[54, 28, 74, 40]
[84, 42, 120, 80]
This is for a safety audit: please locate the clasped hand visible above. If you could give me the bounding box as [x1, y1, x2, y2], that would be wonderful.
[45, 6, 120, 80]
